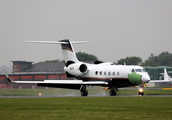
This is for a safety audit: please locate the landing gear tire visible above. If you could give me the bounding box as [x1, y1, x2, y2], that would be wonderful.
[110, 90, 116, 96]
[81, 90, 88, 96]
[138, 87, 144, 96]
[138, 92, 144, 96]
[85, 90, 88, 96]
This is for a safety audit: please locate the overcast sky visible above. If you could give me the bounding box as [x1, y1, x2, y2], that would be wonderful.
[0, 0, 172, 67]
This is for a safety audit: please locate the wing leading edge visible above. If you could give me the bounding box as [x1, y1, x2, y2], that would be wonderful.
[12, 80, 108, 85]
[3, 69, 108, 89]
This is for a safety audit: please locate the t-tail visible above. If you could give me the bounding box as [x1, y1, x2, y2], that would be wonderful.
[26, 39, 90, 66]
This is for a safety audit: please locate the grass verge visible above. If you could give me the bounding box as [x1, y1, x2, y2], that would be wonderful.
[0, 97, 172, 120]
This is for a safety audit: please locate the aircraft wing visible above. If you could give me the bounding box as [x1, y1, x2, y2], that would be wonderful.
[149, 80, 172, 83]
[3, 69, 108, 89]
[8, 79, 107, 90]
[11, 80, 108, 85]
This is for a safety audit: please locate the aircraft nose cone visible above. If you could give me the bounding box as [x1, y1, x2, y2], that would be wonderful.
[141, 75, 150, 83]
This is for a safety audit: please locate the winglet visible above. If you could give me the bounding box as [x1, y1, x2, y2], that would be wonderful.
[3, 69, 13, 82]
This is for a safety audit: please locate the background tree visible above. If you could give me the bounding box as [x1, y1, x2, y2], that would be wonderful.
[117, 57, 142, 65]
[40, 59, 63, 63]
[39, 51, 172, 67]
[158, 52, 172, 66]
[76, 52, 98, 61]
[39, 52, 98, 63]
[142, 51, 172, 66]
[141, 54, 158, 66]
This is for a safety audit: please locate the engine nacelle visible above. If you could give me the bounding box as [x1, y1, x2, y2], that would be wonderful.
[64, 63, 88, 76]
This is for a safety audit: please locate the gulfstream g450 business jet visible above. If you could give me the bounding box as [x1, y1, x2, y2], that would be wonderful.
[4, 39, 150, 96]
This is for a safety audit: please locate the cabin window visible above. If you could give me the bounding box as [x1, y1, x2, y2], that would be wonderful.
[104, 71, 106, 75]
[113, 72, 115, 75]
[95, 71, 98, 75]
[100, 71, 102, 75]
[135, 69, 142, 72]
[108, 72, 111, 75]
[117, 72, 120, 75]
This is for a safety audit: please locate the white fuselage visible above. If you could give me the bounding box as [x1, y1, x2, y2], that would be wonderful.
[64, 62, 150, 87]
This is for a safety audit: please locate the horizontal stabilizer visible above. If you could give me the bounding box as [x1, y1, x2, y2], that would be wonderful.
[26, 40, 90, 44]
[26, 41, 67, 44]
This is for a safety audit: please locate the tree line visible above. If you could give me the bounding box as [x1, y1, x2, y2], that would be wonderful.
[117, 51, 172, 66]
[40, 52, 98, 63]
[41, 51, 172, 67]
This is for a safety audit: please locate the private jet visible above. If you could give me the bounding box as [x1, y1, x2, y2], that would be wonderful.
[4, 39, 150, 96]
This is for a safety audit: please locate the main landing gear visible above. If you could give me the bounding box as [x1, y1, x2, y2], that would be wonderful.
[110, 90, 116, 96]
[80, 85, 88, 96]
[109, 87, 119, 96]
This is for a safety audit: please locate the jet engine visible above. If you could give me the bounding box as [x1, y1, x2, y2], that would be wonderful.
[64, 62, 88, 76]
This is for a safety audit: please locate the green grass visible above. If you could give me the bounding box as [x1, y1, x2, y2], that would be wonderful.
[0, 97, 172, 120]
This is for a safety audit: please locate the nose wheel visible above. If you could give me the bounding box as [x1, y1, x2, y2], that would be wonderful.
[138, 91, 144, 96]
[138, 88, 144, 96]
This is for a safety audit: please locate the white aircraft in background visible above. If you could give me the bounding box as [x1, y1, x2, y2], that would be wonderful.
[149, 68, 172, 83]
[4, 39, 150, 96]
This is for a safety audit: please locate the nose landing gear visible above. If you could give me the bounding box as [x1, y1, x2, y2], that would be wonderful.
[138, 88, 144, 96]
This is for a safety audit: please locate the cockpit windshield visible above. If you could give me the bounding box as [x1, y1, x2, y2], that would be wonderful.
[135, 69, 142, 72]
[131, 68, 147, 73]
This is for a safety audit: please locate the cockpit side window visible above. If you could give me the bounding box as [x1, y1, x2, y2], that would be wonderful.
[142, 69, 146, 72]
[135, 69, 142, 72]
[131, 69, 135, 73]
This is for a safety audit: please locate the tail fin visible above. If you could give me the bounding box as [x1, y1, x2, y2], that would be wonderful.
[59, 39, 79, 64]
[163, 68, 172, 80]
[164, 68, 168, 80]
[26, 39, 90, 66]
